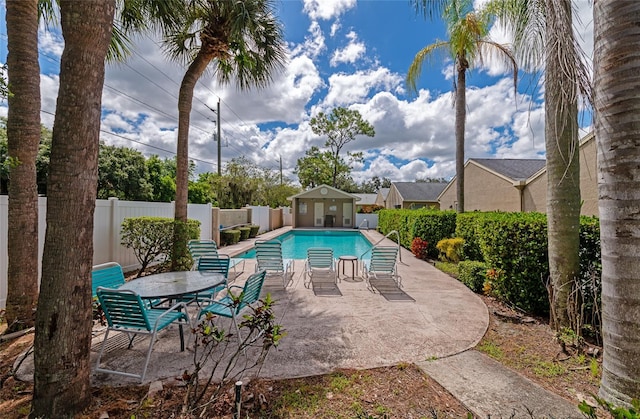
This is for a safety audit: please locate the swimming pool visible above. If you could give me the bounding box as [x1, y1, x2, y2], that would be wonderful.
[239, 230, 373, 259]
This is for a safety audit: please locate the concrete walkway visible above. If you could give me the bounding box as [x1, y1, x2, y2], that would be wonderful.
[16, 228, 582, 417]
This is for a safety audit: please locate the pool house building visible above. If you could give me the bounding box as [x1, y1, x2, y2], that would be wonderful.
[288, 184, 360, 228]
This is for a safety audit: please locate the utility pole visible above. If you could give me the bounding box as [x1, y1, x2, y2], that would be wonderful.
[206, 99, 222, 175]
[279, 155, 283, 185]
[216, 98, 221, 176]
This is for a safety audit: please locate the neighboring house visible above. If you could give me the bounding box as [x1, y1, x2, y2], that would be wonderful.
[439, 158, 546, 212]
[438, 132, 598, 216]
[287, 184, 360, 228]
[353, 193, 378, 213]
[375, 188, 390, 208]
[386, 182, 448, 210]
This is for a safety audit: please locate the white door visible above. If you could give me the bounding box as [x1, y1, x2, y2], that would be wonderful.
[342, 202, 353, 227]
[314, 202, 324, 227]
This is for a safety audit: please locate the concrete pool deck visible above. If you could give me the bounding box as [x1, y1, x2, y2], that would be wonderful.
[14, 227, 584, 416]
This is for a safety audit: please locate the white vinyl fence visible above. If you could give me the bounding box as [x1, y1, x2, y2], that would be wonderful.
[0, 196, 212, 309]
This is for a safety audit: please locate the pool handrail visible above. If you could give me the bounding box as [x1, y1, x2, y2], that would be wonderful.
[359, 230, 403, 264]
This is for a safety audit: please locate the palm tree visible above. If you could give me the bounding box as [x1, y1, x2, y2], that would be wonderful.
[594, 0, 640, 407]
[407, 0, 517, 213]
[488, 0, 591, 331]
[4, 0, 40, 333]
[164, 0, 287, 269]
[31, 2, 115, 416]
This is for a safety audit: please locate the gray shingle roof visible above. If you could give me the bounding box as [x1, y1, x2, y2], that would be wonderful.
[471, 159, 545, 181]
[353, 193, 377, 205]
[379, 188, 390, 199]
[393, 182, 448, 201]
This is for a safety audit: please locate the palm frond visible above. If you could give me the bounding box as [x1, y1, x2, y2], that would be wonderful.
[406, 41, 450, 94]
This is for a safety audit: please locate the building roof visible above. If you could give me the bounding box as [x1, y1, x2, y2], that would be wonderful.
[393, 182, 448, 202]
[353, 193, 378, 206]
[471, 159, 546, 181]
[287, 184, 360, 200]
[379, 188, 390, 199]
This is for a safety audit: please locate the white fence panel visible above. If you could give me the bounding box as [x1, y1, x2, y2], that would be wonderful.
[355, 213, 378, 230]
[1, 197, 214, 308]
[282, 207, 292, 226]
[248, 206, 270, 233]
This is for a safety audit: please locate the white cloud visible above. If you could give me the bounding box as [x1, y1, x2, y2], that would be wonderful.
[303, 0, 357, 21]
[330, 31, 366, 67]
[290, 21, 326, 60]
[323, 68, 403, 107]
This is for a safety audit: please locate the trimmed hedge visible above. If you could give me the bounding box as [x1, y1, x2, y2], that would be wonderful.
[458, 260, 488, 293]
[239, 227, 251, 240]
[378, 208, 456, 259]
[221, 229, 241, 246]
[249, 224, 260, 238]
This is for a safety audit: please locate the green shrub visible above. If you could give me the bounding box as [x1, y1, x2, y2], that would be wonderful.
[249, 224, 260, 238]
[238, 226, 251, 240]
[455, 212, 486, 261]
[377, 208, 456, 259]
[474, 212, 549, 314]
[436, 238, 465, 263]
[220, 229, 241, 246]
[121, 216, 200, 276]
[457, 261, 488, 293]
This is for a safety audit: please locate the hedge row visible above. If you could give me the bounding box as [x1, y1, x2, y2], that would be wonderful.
[377, 209, 602, 319]
[377, 208, 456, 259]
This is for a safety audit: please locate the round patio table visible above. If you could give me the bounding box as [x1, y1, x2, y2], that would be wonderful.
[338, 255, 360, 281]
[118, 270, 225, 300]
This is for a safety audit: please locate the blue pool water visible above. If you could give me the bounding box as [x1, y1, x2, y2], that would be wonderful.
[239, 230, 373, 259]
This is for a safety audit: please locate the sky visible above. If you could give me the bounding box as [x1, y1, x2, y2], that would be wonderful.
[0, 0, 595, 186]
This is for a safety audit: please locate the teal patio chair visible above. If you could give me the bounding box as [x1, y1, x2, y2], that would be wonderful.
[303, 247, 337, 288]
[95, 287, 190, 382]
[254, 240, 294, 287]
[179, 254, 230, 305]
[362, 246, 401, 287]
[197, 269, 267, 343]
[91, 262, 125, 298]
[188, 239, 245, 279]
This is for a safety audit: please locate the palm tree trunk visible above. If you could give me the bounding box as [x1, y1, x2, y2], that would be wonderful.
[4, 0, 40, 332]
[544, 0, 581, 331]
[594, 0, 640, 407]
[173, 48, 214, 270]
[31, 1, 114, 416]
[455, 55, 468, 213]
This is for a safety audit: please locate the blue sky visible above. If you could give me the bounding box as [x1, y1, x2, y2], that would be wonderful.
[0, 0, 594, 185]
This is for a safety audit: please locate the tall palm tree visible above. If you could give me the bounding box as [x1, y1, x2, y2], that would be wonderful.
[488, 0, 591, 331]
[407, 0, 517, 213]
[4, 0, 40, 333]
[164, 0, 287, 269]
[2, 0, 185, 335]
[31, 2, 115, 416]
[594, 0, 640, 407]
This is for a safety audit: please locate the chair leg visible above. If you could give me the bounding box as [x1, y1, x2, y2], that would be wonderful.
[141, 332, 158, 383]
[126, 332, 136, 349]
[95, 328, 111, 372]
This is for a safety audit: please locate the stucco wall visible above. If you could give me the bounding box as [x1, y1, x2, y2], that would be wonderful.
[523, 173, 546, 212]
[386, 186, 403, 209]
[579, 136, 598, 216]
[464, 164, 521, 211]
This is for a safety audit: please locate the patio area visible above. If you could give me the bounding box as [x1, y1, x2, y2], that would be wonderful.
[15, 229, 489, 385]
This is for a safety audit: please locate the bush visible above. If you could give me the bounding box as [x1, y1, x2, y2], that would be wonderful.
[475, 212, 549, 314]
[238, 226, 251, 240]
[410, 237, 429, 260]
[458, 261, 488, 293]
[220, 229, 241, 246]
[377, 208, 456, 259]
[121, 216, 200, 276]
[436, 238, 464, 263]
[249, 224, 260, 238]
